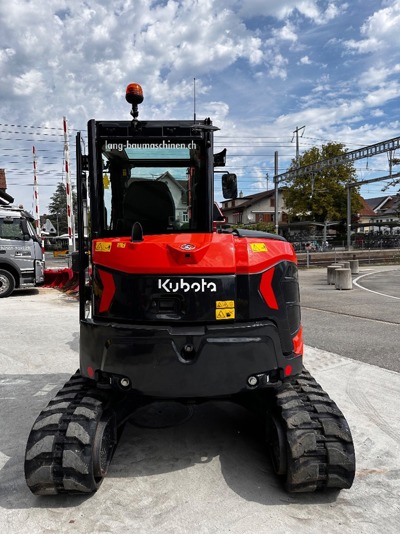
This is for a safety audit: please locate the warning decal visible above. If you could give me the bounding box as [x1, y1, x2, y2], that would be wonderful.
[216, 300, 235, 309]
[95, 241, 112, 252]
[250, 243, 268, 252]
[116, 242, 126, 248]
[216, 308, 235, 320]
[215, 300, 235, 320]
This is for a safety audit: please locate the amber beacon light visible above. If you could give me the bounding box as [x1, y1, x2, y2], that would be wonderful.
[126, 83, 144, 119]
[125, 83, 144, 104]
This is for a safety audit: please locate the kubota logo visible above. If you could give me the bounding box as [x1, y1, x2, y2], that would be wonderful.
[158, 278, 217, 293]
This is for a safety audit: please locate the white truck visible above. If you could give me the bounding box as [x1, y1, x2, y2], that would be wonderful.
[0, 206, 45, 297]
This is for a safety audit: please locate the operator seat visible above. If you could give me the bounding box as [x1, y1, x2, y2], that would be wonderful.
[122, 179, 175, 235]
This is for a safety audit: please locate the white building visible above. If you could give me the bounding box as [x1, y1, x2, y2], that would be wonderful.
[220, 189, 287, 226]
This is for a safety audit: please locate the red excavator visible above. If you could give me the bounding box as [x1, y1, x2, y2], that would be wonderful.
[24, 83, 355, 495]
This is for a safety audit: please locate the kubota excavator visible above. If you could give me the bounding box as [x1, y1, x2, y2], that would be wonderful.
[24, 83, 355, 495]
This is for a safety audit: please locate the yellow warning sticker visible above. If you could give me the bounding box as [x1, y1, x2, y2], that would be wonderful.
[216, 308, 235, 320]
[250, 243, 268, 252]
[216, 300, 235, 309]
[95, 241, 112, 252]
[116, 242, 126, 248]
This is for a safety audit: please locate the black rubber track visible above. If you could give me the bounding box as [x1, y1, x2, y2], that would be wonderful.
[24, 371, 119, 495]
[273, 368, 356, 492]
[25, 368, 355, 495]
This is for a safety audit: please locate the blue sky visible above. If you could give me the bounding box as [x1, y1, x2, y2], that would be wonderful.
[1, 0, 400, 214]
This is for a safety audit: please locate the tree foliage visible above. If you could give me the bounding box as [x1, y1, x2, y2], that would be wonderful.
[47, 182, 77, 235]
[282, 142, 363, 223]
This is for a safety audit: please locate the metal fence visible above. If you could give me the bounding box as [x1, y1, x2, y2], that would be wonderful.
[352, 235, 400, 249]
[288, 234, 400, 252]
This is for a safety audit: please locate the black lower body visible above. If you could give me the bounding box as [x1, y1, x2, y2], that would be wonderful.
[79, 318, 303, 397]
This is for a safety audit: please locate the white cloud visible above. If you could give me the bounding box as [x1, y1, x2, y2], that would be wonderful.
[202, 101, 230, 122]
[0, 47, 16, 63]
[0, 0, 266, 123]
[299, 55, 312, 65]
[364, 82, 400, 107]
[345, 36, 382, 54]
[358, 64, 400, 88]
[371, 109, 385, 117]
[344, 0, 400, 53]
[236, 0, 341, 23]
[275, 96, 374, 134]
[273, 22, 298, 42]
[266, 52, 289, 79]
[13, 69, 45, 96]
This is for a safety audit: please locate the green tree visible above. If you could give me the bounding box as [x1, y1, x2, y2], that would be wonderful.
[282, 142, 363, 223]
[47, 182, 77, 235]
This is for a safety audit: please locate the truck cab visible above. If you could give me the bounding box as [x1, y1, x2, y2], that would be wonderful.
[0, 206, 45, 297]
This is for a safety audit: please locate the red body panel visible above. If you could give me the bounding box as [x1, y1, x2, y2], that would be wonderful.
[92, 233, 297, 275]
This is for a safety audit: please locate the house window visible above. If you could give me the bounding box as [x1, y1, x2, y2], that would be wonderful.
[233, 212, 242, 224]
[270, 198, 275, 207]
[182, 212, 189, 223]
[257, 213, 272, 223]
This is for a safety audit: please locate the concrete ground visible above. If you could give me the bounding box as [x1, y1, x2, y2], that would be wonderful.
[0, 268, 399, 534]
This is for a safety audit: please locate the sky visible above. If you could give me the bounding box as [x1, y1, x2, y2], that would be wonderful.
[1, 0, 400, 216]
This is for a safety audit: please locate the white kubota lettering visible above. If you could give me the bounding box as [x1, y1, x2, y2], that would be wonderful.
[158, 278, 217, 293]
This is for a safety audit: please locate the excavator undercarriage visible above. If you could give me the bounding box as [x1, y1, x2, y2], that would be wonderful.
[25, 368, 355, 495]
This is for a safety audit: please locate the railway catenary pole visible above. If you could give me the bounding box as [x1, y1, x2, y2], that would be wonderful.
[63, 117, 75, 252]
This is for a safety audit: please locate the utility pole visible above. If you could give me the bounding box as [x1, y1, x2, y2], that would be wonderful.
[32, 146, 41, 238]
[193, 77, 196, 121]
[292, 125, 305, 167]
[274, 151, 279, 234]
[388, 150, 395, 178]
[63, 117, 75, 252]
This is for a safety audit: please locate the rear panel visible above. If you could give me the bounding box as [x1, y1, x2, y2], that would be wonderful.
[90, 233, 300, 333]
[80, 232, 303, 396]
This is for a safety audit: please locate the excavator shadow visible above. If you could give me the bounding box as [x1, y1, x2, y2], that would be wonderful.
[111, 400, 341, 506]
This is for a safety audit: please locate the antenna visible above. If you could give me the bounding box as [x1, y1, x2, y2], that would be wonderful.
[193, 77, 196, 121]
